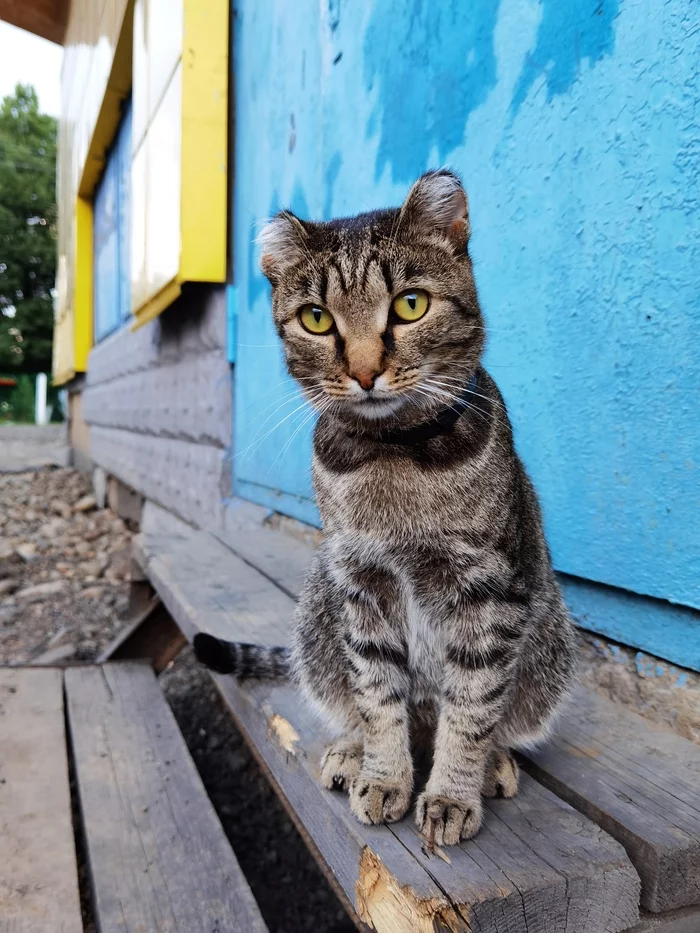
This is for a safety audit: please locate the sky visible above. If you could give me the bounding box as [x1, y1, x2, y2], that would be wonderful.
[0, 22, 63, 117]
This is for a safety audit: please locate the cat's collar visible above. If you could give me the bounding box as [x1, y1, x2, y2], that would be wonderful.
[375, 372, 480, 446]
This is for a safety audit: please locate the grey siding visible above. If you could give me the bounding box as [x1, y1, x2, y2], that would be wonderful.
[83, 285, 231, 529]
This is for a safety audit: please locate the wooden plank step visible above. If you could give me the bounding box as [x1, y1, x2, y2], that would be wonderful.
[0, 667, 82, 933]
[136, 504, 642, 933]
[65, 661, 269, 933]
[629, 905, 700, 932]
[162, 499, 700, 920]
[523, 689, 700, 913]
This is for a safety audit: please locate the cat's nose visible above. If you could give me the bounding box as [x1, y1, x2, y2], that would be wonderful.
[350, 369, 381, 391]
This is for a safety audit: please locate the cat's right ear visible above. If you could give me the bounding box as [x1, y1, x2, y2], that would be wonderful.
[258, 211, 309, 284]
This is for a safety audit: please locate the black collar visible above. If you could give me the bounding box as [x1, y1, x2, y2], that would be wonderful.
[376, 373, 479, 446]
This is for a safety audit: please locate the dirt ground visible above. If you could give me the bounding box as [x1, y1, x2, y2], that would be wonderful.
[0, 467, 132, 664]
[0, 466, 356, 933]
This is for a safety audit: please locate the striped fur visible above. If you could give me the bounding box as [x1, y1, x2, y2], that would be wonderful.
[193, 633, 289, 679]
[198, 171, 577, 844]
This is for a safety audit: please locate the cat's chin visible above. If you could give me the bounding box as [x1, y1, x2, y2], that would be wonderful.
[346, 396, 406, 421]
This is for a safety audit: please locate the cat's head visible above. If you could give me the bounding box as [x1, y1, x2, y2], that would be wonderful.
[259, 170, 484, 426]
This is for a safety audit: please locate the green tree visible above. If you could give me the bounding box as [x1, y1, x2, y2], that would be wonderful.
[0, 84, 57, 373]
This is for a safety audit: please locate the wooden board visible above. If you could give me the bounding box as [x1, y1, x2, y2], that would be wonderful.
[628, 906, 700, 933]
[0, 667, 82, 933]
[135, 504, 290, 647]
[523, 689, 700, 913]
[136, 508, 641, 933]
[65, 662, 268, 933]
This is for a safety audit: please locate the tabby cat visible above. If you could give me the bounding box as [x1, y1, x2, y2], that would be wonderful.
[195, 170, 576, 844]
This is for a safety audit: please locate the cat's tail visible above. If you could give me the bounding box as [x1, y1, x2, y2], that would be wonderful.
[193, 632, 290, 680]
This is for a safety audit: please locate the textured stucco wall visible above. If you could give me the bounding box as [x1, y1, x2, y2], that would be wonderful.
[231, 0, 700, 668]
[82, 285, 231, 529]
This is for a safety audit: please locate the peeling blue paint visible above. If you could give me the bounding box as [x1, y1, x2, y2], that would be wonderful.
[363, 0, 501, 182]
[509, 0, 620, 118]
[323, 152, 343, 220]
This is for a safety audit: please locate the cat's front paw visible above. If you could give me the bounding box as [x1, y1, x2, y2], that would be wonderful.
[320, 740, 362, 792]
[482, 748, 519, 799]
[349, 774, 412, 825]
[415, 791, 483, 845]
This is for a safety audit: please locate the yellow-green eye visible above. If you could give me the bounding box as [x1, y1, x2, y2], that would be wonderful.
[299, 305, 334, 334]
[392, 289, 429, 322]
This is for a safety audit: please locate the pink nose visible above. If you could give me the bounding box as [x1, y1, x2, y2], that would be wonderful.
[351, 370, 379, 391]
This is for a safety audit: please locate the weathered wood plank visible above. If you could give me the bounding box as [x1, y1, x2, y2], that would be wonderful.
[0, 667, 82, 933]
[146, 498, 700, 918]
[136, 509, 641, 933]
[523, 689, 700, 913]
[627, 905, 700, 933]
[135, 504, 290, 647]
[65, 662, 268, 933]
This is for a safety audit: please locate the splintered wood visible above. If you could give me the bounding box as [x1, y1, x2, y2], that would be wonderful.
[356, 848, 468, 933]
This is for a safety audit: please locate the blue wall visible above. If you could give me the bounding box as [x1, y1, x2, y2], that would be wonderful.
[231, 0, 700, 669]
[93, 101, 132, 342]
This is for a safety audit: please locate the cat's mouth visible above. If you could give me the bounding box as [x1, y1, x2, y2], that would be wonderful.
[346, 393, 406, 420]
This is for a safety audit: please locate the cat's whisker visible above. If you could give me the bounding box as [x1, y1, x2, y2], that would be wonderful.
[269, 395, 338, 474]
[240, 388, 309, 440]
[419, 383, 499, 433]
[424, 377, 507, 414]
[232, 392, 325, 465]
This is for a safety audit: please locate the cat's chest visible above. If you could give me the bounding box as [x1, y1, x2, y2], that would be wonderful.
[315, 454, 468, 538]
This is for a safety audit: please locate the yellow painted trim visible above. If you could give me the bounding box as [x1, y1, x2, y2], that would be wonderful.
[74, 196, 94, 372]
[131, 279, 182, 330]
[179, 0, 229, 283]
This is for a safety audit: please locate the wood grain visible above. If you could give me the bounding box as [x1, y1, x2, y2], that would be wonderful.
[136, 508, 641, 933]
[523, 688, 700, 913]
[65, 662, 268, 933]
[0, 667, 82, 933]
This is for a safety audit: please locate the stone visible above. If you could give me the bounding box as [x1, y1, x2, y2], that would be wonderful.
[79, 560, 104, 578]
[108, 546, 132, 581]
[81, 585, 105, 600]
[50, 499, 73, 519]
[0, 579, 19, 596]
[83, 528, 103, 542]
[39, 519, 66, 539]
[73, 494, 97, 513]
[15, 580, 68, 602]
[15, 542, 38, 562]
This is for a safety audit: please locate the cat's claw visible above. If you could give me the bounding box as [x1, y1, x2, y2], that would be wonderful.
[320, 740, 362, 792]
[349, 775, 412, 824]
[415, 792, 483, 845]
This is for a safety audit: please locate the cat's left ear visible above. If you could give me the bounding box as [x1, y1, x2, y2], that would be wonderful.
[399, 169, 470, 251]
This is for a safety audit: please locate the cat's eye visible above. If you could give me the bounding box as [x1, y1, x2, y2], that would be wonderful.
[392, 289, 430, 322]
[299, 305, 335, 335]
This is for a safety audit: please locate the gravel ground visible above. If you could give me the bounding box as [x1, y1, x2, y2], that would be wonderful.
[0, 467, 132, 663]
[1, 466, 357, 933]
